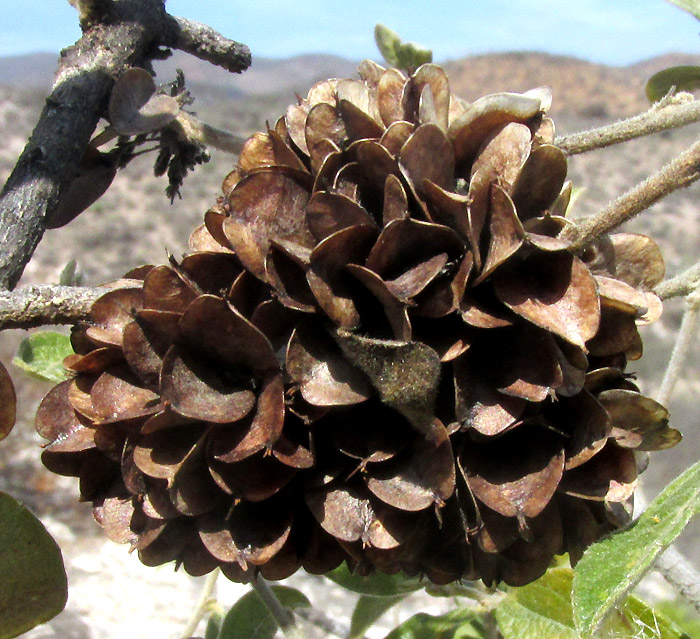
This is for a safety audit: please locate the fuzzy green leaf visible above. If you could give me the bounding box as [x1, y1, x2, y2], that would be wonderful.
[374, 24, 433, 72]
[325, 563, 424, 596]
[350, 594, 406, 638]
[0, 492, 67, 639]
[497, 566, 687, 639]
[13, 331, 74, 383]
[218, 586, 310, 639]
[496, 567, 578, 639]
[665, 0, 700, 20]
[375, 24, 402, 67]
[646, 66, 700, 102]
[573, 460, 700, 638]
[621, 596, 689, 639]
[58, 260, 83, 287]
[654, 599, 700, 637]
[383, 608, 484, 639]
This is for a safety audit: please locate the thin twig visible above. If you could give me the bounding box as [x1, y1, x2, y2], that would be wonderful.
[174, 112, 246, 154]
[0, 285, 123, 330]
[177, 568, 221, 639]
[167, 15, 251, 74]
[252, 576, 305, 639]
[556, 93, 700, 155]
[635, 489, 700, 616]
[294, 606, 350, 639]
[656, 287, 700, 406]
[562, 137, 700, 252]
[655, 261, 700, 300]
[655, 546, 700, 617]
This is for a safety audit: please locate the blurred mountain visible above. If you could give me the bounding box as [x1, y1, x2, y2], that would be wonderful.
[2, 49, 698, 119]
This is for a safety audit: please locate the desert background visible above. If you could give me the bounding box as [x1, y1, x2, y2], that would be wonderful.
[1, 49, 700, 637]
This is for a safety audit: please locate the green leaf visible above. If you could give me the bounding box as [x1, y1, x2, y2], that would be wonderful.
[654, 598, 700, 637]
[665, 0, 700, 21]
[375, 24, 402, 67]
[350, 594, 406, 638]
[646, 66, 700, 102]
[572, 460, 700, 638]
[620, 595, 689, 639]
[374, 24, 433, 73]
[204, 608, 223, 639]
[0, 492, 67, 639]
[325, 563, 424, 597]
[383, 608, 484, 639]
[495, 567, 578, 639]
[495, 566, 689, 639]
[58, 259, 83, 286]
[13, 331, 74, 383]
[218, 585, 310, 639]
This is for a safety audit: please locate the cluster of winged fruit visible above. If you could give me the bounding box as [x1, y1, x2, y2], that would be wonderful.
[37, 60, 680, 586]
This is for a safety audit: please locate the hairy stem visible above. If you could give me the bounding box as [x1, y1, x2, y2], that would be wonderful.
[562, 137, 700, 252]
[635, 489, 700, 616]
[174, 112, 246, 154]
[0, 285, 129, 330]
[556, 93, 700, 155]
[656, 287, 700, 406]
[252, 577, 303, 639]
[294, 606, 350, 639]
[178, 568, 221, 639]
[656, 546, 700, 616]
[655, 261, 700, 300]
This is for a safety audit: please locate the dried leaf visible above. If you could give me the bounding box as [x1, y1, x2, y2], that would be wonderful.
[598, 389, 681, 451]
[199, 501, 292, 566]
[109, 68, 180, 135]
[450, 92, 542, 166]
[585, 233, 665, 288]
[494, 252, 600, 349]
[560, 443, 637, 502]
[511, 144, 568, 220]
[0, 363, 17, 440]
[286, 325, 372, 406]
[464, 426, 565, 519]
[307, 224, 378, 329]
[365, 420, 455, 510]
[306, 191, 376, 241]
[224, 172, 313, 280]
[399, 123, 454, 195]
[160, 346, 256, 424]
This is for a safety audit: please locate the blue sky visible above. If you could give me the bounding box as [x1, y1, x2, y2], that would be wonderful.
[3, 1, 700, 66]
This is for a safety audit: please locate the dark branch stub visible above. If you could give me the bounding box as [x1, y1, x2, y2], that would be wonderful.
[0, 0, 250, 291]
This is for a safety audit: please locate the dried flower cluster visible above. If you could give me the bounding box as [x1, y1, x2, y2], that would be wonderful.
[37, 61, 680, 586]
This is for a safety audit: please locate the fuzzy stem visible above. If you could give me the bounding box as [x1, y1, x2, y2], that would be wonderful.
[561, 137, 700, 252]
[252, 576, 302, 638]
[177, 568, 220, 639]
[655, 546, 700, 616]
[655, 261, 700, 300]
[0, 284, 132, 330]
[656, 287, 700, 406]
[294, 606, 350, 639]
[555, 93, 700, 155]
[173, 112, 245, 154]
[635, 489, 700, 616]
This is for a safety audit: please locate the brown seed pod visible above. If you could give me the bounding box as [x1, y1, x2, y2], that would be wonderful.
[37, 61, 679, 587]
